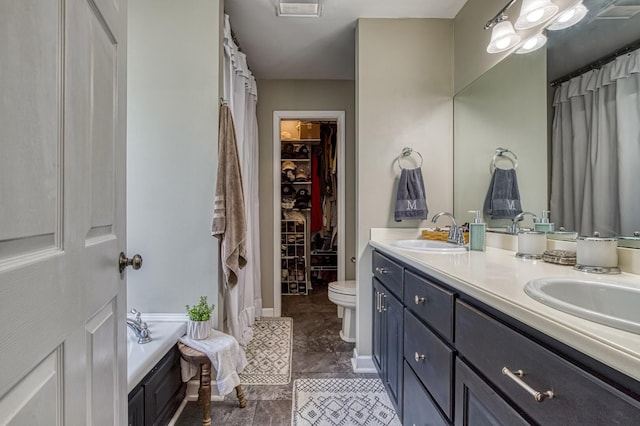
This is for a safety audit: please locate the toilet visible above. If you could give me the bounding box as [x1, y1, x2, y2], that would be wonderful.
[328, 280, 357, 342]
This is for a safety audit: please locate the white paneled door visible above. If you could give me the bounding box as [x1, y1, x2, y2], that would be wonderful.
[0, 0, 127, 424]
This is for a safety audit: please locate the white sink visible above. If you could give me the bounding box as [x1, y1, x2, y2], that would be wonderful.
[524, 277, 640, 334]
[390, 239, 467, 253]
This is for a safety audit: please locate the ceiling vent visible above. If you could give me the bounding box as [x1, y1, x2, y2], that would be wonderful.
[594, 2, 640, 19]
[277, 0, 322, 17]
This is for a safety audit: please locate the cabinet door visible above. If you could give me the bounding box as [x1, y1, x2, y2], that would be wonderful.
[384, 290, 404, 418]
[128, 386, 144, 426]
[372, 278, 384, 375]
[143, 347, 185, 426]
[455, 359, 529, 426]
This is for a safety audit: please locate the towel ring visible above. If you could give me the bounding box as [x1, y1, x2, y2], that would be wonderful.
[397, 147, 424, 170]
[490, 147, 518, 174]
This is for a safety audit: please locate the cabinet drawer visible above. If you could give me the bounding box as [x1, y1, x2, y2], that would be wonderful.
[456, 301, 640, 425]
[372, 251, 403, 299]
[404, 270, 455, 342]
[454, 358, 528, 426]
[404, 310, 454, 420]
[403, 361, 448, 426]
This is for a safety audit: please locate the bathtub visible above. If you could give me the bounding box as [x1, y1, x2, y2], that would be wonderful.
[127, 317, 187, 393]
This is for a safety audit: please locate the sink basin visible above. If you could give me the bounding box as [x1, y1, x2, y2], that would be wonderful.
[524, 277, 640, 334]
[390, 239, 467, 253]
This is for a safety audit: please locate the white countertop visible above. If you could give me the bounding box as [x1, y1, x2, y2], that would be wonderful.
[369, 228, 640, 382]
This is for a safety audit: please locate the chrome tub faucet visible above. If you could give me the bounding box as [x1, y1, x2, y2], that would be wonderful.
[127, 308, 151, 344]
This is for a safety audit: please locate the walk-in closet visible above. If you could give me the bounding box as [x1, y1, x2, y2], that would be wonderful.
[279, 119, 339, 296]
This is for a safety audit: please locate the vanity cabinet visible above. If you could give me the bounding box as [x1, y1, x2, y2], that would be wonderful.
[127, 346, 185, 426]
[372, 251, 405, 417]
[371, 248, 640, 426]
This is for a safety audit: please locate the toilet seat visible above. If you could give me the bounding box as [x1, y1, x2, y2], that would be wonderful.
[328, 280, 356, 296]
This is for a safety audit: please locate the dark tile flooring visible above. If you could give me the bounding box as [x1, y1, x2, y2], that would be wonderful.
[175, 283, 376, 425]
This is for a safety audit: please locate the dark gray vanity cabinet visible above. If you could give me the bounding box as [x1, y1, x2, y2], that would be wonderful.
[127, 346, 185, 426]
[372, 251, 405, 417]
[371, 248, 640, 426]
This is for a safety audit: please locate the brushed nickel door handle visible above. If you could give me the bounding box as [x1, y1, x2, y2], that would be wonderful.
[502, 367, 554, 402]
[414, 352, 426, 362]
[119, 252, 143, 273]
[414, 295, 426, 304]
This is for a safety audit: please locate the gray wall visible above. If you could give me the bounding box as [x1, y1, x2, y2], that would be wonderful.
[256, 79, 356, 310]
[127, 0, 223, 326]
[356, 18, 454, 360]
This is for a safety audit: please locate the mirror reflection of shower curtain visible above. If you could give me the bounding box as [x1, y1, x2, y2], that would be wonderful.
[222, 14, 261, 346]
[550, 48, 640, 237]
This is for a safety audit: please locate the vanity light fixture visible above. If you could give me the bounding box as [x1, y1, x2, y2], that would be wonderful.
[277, 0, 322, 17]
[485, 0, 588, 54]
[487, 20, 522, 53]
[516, 32, 547, 54]
[515, 0, 559, 30]
[548, 1, 588, 30]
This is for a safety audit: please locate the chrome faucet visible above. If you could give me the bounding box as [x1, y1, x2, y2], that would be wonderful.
[127, 309, 151, 344]
[509, 211, 538, 234]
[432, 212, 466, 245]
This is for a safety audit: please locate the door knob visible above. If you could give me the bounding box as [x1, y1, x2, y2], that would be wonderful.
[119, 252, 143, 273]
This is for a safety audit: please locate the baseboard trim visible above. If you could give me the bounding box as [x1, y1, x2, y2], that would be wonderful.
[351, 348, 376, 373]
[261, 308, 275, 317]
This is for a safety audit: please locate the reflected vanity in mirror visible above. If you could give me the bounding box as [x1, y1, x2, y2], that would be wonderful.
[454, 0, 640, 244]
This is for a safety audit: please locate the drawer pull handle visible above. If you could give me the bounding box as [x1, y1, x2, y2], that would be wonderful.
[502, 367, 554, 402]
[414, 352, 425, 362]
[375, 267, 389, 275]
[414, 295, 426, 304]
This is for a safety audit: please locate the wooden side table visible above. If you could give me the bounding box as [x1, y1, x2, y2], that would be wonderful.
[178, 342, 247, 426]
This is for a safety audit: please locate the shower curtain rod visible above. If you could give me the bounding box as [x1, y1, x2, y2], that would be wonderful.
[550, 38, 640, 87]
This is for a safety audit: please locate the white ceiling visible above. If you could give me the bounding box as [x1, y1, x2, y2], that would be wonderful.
[224, 0, 469, 80]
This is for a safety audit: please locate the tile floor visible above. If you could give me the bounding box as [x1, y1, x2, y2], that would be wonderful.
[175, 283, 376, 425]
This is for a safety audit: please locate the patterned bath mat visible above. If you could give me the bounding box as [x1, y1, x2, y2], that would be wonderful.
[292, 378, 401, 426]
[239, 317, 293, 385]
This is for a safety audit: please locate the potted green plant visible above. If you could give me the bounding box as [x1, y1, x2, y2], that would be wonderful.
[185, 296, 215, 340]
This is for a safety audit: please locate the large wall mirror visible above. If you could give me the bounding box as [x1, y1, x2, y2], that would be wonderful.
[454, 0, 640, 239]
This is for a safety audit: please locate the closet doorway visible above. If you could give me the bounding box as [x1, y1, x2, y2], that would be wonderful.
[273, 111, 345, 317]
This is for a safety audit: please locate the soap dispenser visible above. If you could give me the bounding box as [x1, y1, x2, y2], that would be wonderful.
[534, 210, 555, 233]
[468, 210, 486, 251]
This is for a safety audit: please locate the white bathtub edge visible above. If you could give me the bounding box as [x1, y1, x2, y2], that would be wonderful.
[127, 320, 187, 393]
